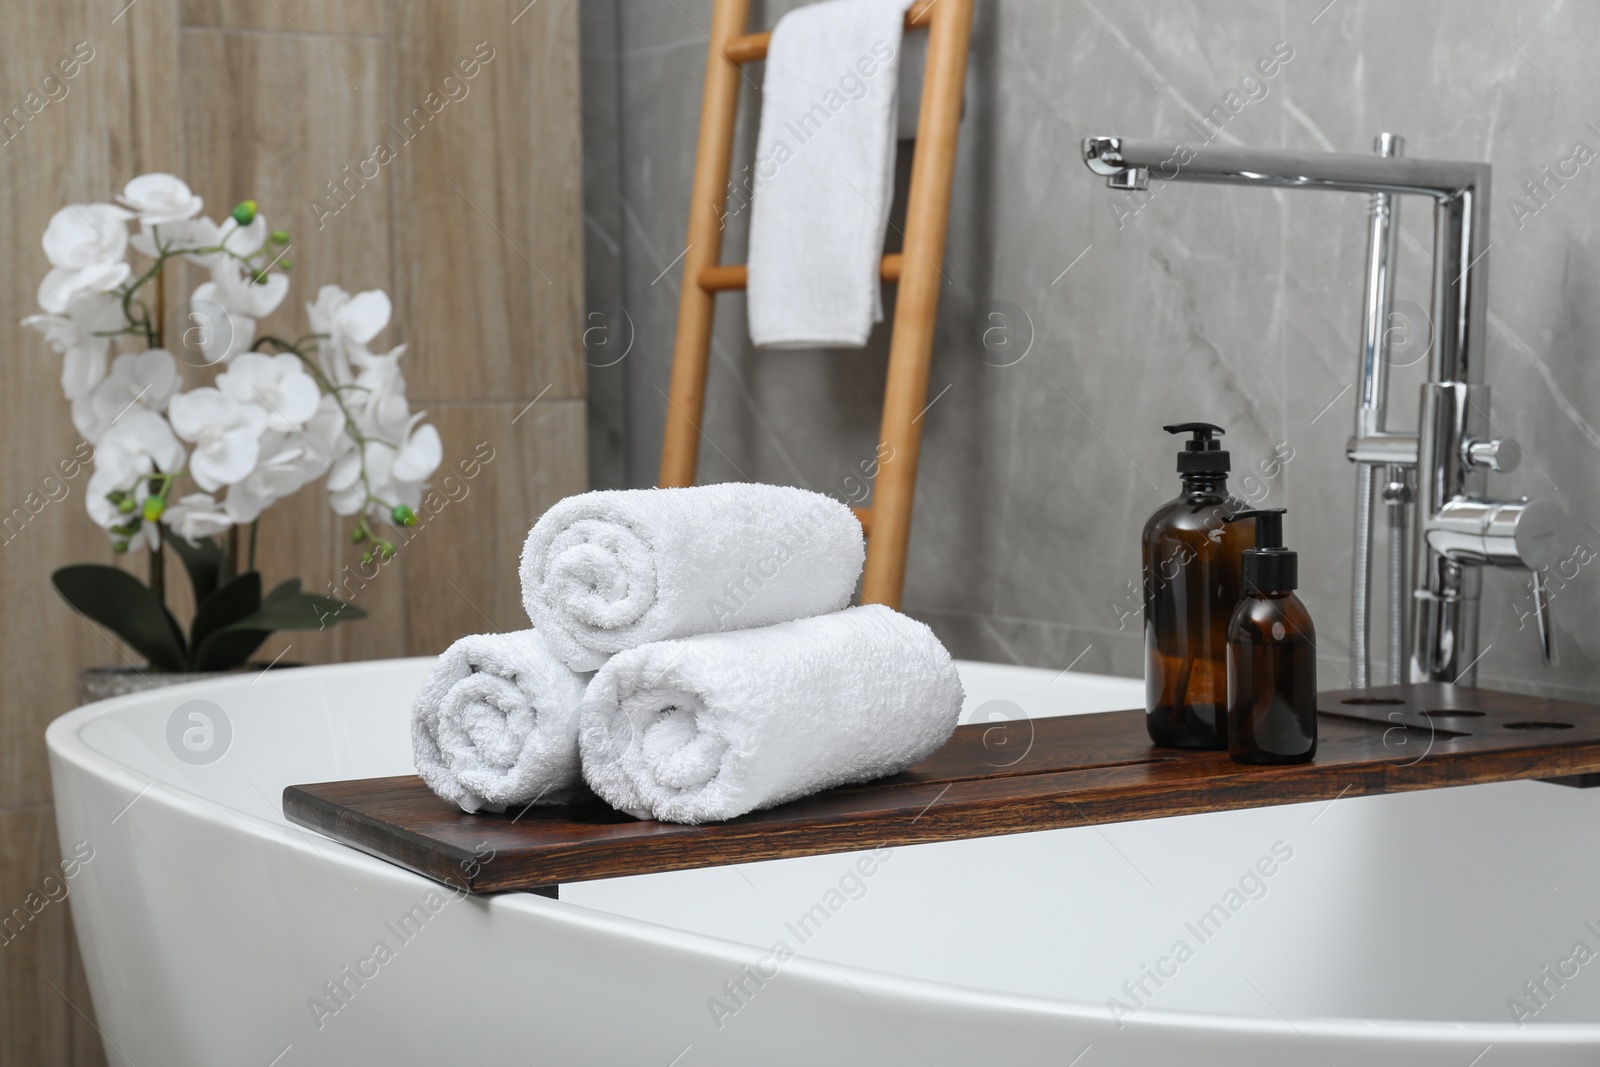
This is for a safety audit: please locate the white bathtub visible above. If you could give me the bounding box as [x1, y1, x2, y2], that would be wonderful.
[47, 657, 1600, 1065]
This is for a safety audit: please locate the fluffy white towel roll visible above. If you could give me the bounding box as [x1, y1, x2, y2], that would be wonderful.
[746, 0, 917, 348]
[579, 604, 964, 824]
[412, 630, 591, 813]
[520, 483, 865, 672]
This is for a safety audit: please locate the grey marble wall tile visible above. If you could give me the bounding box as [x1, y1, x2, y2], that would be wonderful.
[583, 0, 1600, 700]
[581, 0, 630, 488]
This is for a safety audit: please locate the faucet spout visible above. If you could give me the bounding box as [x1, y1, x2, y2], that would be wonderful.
[1082, 134, 1491, 387]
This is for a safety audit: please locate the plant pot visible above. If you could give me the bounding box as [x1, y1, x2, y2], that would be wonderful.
[74, 662, 299, 706]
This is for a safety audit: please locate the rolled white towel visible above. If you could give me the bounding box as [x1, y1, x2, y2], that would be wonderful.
[579, 604, 964, 824]
[412, 630, 591, 813]
[520, 483, 865, 672]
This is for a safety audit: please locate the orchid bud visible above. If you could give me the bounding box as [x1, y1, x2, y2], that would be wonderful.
[271, 228, 290, 244]
[142, 497, 166, 521]
[391, 504, 417, 527]
[379, 541, 396, 559]
[232, 200, 257, 225]
[106, 489, 125, 504]
[361, 551, 374, 564]
[113, 539, 130, 553]
[351, 526, 367, 543]
[117, 497, 136, 514]
[278, 259, 293, 271]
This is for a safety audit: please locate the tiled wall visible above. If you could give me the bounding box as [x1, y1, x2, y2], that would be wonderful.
[0, 2, 586, 1062]
[583, 0, 1600, 701]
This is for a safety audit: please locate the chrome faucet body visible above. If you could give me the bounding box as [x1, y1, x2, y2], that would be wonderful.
[1082, 136, 1562, 685]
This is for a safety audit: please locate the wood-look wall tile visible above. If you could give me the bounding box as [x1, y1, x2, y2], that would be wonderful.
[63, 907, 105, 1066]
[0, 0, 183, 808]
[388, 0, 586, 403]
[179, 0, 386, 36]
[178, 27, 407, 666]
[401, 399, 587, 654]
[0, 808, 102, 1067]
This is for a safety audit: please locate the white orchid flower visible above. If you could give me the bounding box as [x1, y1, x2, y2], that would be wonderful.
[85, 466, 160, 551]
[392, 414, 442, 483]
[41, 203, 133, 269]
[86, 408, 184, 554]
[22, 291, 123, 400]
[307, 285, 391, 384]
[71, 348, 180, 442]
[216, 352, 318, 430]
[211, 258, 289, 318]
[307, 285, 391, 347]
[328, 413, 440, 519]
[37, 258, 129, 316]
[38, 204, 133, 314]
[168, 387, 269, 491]
[93, 408, 186, 487]
[348, 343, 408, 421]
[117, 174, 204, 226]
[325, 439, 382, 516]
[130, 215, 221, 262]
[188, 279, 256, 364]
[163, 493, 233, 544]
[302, 394, 353, 459]
[224, 429, 334, 523]
[217, 214, 268, 258]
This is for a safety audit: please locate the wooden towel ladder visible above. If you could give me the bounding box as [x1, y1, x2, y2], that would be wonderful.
[657, 0, 974, 609]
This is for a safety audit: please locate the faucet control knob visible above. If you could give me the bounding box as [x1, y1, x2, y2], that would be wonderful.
[1429, 496, 1563, 569]
[1463, 435, 1520, 473]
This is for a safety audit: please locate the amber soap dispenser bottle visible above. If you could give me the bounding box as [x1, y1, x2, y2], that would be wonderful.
[1222, 508, 1317, 765]
[1142, 422, 1253, 749]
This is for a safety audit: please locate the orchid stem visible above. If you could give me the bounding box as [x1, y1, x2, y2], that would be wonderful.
[148, 540, 165, 611]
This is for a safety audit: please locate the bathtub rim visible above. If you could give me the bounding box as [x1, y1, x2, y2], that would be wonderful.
[43, 655, 1600, 1048]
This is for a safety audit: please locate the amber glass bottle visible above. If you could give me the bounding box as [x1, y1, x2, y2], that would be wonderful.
[1142, 423, 1253, 749]
[1223, 508, 1317, 765]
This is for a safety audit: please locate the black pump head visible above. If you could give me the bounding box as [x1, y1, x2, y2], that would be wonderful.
[1164, 422, 1230, 474]
[1225, 507, 1297, 591]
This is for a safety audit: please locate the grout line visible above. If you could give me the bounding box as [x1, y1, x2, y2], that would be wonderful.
[177, 23, 385, 41]
[0, 801, 57, 814]
[406, 395, 585, 407]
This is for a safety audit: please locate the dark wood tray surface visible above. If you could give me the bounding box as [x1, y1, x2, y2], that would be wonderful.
[283, 683, 1600, 895]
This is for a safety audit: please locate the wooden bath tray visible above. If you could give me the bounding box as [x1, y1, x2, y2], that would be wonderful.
[283, 683, 1600, 896]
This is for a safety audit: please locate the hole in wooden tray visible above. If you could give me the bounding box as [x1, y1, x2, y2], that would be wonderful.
[842, 756, 1182, 792]
[1340, 696, 1407, 705]
[1316, 710, 1472, 738]
[1503, 721, 1576, 731]
[1420, 709, 1487, 719]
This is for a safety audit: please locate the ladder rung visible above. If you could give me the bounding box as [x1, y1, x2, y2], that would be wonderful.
[699, 254, 902, 292]
[722, 1, 935, 64]
[852, 506, 872, 535]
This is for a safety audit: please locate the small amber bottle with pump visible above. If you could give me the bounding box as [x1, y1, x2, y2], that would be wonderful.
[1222, 508, 1317, 764]
[1142, 422, 1253, 749]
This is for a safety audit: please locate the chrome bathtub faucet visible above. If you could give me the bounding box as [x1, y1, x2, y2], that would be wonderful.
[1082, 135, 1564, 685]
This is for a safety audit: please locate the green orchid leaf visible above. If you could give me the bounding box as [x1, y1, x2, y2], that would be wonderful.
[262, 578, 302, 605]
[217, 590, 366, 635]
[189, 572, 262, 662]
[166, 534, 225, 607]
[51, 564, 187, 672]
[191, 628, 271, 672]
